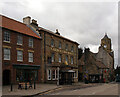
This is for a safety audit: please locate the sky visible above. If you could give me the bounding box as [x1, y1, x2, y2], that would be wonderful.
[0, 0, 118, 68]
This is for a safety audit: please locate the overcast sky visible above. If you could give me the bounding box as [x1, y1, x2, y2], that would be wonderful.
[1, 0, 118, 68]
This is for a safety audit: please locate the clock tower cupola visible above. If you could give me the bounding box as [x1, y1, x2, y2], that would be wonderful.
[101, 33, 112, 52]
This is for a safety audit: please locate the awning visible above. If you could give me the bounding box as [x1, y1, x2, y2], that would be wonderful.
[60, 70, 75, 73]
[13, 64, 40, 69]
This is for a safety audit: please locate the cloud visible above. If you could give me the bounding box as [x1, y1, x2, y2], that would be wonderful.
[1, 1, 118, 67]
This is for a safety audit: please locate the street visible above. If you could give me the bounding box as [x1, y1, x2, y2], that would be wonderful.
[49, 83, 119, 95]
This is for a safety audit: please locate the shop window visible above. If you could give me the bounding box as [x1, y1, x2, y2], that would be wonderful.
[29, 37, 33, 48]
[4, 48, 10, 60]
[47, 69, 51, 80]
[17, 34, 23, 45]
[28, 52, 33, 62]
[17, 50, 23, 61]
[4, 31, 10, 42]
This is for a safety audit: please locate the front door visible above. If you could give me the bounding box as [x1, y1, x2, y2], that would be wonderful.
[3, 70, 11, 85]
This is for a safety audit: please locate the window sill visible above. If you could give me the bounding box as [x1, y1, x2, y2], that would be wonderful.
[4, 59, 10, 61]
[17, 60, 23, 62]
[17, 43, 23, 46]
[3, 41, 10, 43]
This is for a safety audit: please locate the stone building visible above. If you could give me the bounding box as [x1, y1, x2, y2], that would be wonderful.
[23, 16, 79, 85]
[96, 34, 114, 81]
[1, 15, 42, 85]
[78, 34, 114, 83]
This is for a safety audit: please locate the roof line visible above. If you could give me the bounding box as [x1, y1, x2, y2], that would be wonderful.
[39, 27, 79, 45]
[0, 14, 27, 27]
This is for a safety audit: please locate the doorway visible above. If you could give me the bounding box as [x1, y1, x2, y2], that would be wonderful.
[3, 70, 11, 85]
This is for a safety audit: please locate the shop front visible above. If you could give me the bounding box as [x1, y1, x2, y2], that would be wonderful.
[13, 64, 40, 83]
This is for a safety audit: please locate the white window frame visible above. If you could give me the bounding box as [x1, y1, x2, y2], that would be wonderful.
[29, 37, 33, 48]
[17, 34, 23, 45]
[17, 50, 23, 61]
[28, 52, 33, 62]
[4, 48, 10, 60]
[4, 31, 10, 42]
[47, 69, 51, 80]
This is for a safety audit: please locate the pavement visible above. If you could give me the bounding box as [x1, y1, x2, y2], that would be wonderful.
[2, 82, 104, 96]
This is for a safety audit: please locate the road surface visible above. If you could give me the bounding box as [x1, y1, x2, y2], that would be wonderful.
[49, 83, 119, 95]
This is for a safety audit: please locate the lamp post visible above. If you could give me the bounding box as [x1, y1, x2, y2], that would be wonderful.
[57, 67, 60, 85]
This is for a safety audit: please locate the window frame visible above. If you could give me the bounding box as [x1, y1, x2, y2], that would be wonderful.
[71, 56, 74, 64]
[4, 48, 10, 60]
[28, 52, 33, 62]
[17, 34, 23, 45]
[51, 53, 54, 62]
[17, 50, 23, 62]
[29, 37, 33, 48]
[59, 41, 62, 49]
[51, 39, 54, 47]
[59, 54, 62, 63]
[4, 31, 10, 43]
[65, 44, 68, 51]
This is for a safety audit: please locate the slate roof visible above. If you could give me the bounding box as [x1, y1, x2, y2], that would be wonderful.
[0, 15, 41, 39]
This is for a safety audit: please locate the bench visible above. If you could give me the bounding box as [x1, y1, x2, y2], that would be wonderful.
[18, 82, 32, 89]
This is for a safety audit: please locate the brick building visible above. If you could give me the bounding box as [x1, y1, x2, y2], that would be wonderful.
[23, 16, 79, 85]
[1, 15, 42, 85]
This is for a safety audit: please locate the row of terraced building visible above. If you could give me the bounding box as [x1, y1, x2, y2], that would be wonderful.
[1, 15, 114, 85]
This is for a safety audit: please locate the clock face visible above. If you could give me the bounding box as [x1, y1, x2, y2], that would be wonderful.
[104, 45, 107, 48]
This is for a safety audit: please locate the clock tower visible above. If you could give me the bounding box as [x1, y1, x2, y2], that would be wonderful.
[101, 33, 112, 53]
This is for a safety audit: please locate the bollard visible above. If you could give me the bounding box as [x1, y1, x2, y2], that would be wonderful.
[25, 82, 27, 90]
[34, 81, 36, 89]
[11, 83, 13, 91]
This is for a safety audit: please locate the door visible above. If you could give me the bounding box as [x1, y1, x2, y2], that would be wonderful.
[3, 70, 11, 85]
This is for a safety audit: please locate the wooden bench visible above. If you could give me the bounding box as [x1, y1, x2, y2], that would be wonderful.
[18, 82, 32, 89]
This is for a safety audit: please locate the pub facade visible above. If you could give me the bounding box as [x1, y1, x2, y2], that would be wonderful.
[23, 16, 79, 84]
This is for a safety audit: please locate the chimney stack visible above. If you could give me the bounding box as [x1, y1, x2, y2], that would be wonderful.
[23, 16, 31, 25]
[55, 29, 60, 35]
[31, 19, 38, 26]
